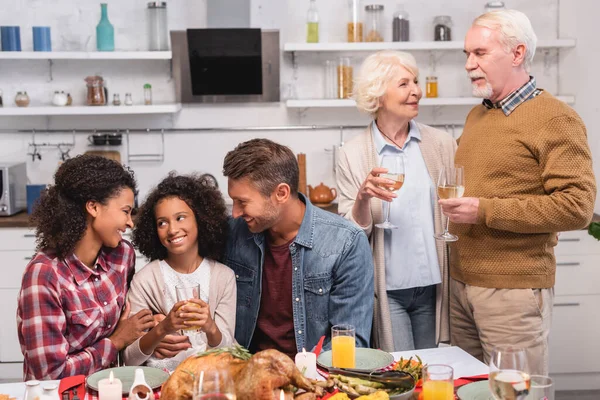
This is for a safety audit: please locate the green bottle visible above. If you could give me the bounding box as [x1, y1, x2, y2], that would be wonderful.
[306, 0, 319, 43]
[96, 3, 115, 51]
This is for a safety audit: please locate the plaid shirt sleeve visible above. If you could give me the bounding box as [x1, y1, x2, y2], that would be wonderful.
[17, 259, 119, 380]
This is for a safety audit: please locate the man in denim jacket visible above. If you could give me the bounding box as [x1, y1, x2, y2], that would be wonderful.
[223, 139, 374, 356]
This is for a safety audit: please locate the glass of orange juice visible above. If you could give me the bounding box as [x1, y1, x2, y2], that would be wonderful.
[331, 324, 355, 368]
[422, 364, 454, 400]
[175, 284, 208, 334]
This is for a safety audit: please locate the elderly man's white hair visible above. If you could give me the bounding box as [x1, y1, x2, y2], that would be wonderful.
[353, 50, 419, 118]
[473, 9, 538, 72]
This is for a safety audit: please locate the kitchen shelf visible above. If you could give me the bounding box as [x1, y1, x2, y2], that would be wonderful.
[0, 51, 172, 60]
[0, 104, 182, 116]
[283, 39, 576, 52]
[286, 96, 576, 108]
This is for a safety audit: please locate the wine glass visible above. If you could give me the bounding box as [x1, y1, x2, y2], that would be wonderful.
[434, 164, 465, 242]
[489, 347, 531, 400]
[375, 154, 406, 229]
[193, 368, 237, 400]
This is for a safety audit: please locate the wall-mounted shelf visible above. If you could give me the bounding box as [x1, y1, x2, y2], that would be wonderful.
[283, 39, 576, 52]
[0, 51, 172, 60]
[286, 96, 576, 108]
[0, 104, 182, 116]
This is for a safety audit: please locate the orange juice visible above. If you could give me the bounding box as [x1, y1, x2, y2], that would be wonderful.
[331, 335, 355, 368]
[422, 380, 454, 400]
[178, 302, 202, 331]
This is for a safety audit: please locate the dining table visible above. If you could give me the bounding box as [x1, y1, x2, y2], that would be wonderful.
[0, 346, 489, 399]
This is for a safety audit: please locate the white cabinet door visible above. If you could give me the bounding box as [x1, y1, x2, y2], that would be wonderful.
[0, 228, 36, 251]
[555, 255, 600, 296]
[0, 288, 23, 362]
[549, 294, 600, 374]
[0, 250, 35, 289]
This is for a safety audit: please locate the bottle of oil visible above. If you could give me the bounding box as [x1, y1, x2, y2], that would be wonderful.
[306, 0, 319, 43]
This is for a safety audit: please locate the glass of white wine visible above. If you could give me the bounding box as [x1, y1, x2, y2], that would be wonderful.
[375, 154, 406, 230]
[489, 347, 531, 400]
[434, 164, 465, 242]
[193, 368, 237, 400]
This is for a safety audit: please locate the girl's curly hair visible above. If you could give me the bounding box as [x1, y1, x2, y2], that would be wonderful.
[133, 173, 228, 261]
[31, 154, 137, 259]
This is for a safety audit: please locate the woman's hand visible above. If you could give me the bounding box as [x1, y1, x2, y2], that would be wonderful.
[357, 167, 397, 203]
[108, 301, 155, 350]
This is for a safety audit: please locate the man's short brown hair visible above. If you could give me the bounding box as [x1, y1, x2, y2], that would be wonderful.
[223, 138, 299, 197]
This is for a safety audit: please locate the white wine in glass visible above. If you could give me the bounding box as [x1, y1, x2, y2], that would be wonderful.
[375, 154, 406, 230]
[489, 347, 531, 400]
[434, 165, 465, 242]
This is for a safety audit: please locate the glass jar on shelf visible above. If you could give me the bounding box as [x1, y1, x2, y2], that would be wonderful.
[392, 5, 409, 42]
[144, 83, 152, 105]
[147, 1, 169, 51]
[306, 0, 319, 43]
[15, 91, 30, 107]
[347, 0, 363, 42]
[426, 76, 438, 98]
[337, 57, 353, 99]
[433, 15, 453, 41]
[364, 4, 384, 42]
[484, 1, 506, 13]
[124, 93, 133, 106]
[323, 60, 337, 99]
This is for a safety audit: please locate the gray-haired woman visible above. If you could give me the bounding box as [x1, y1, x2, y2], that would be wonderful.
[337, 50, 455, 352]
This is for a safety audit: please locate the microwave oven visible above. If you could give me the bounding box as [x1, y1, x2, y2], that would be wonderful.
[0, 162, 27, 216]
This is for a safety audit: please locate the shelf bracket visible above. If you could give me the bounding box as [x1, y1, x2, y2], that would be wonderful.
[168, 59, 173, 81]
[542, 49, 554, 76]
[47, 59, 54, 82]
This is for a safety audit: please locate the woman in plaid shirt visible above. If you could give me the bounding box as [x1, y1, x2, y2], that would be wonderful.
[17, 154, 155, 380]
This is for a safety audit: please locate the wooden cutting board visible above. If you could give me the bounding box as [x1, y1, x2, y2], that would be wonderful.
[85, 150, 121, 163]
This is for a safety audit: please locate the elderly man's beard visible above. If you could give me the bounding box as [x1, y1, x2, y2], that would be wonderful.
[468, 72, 493, 99]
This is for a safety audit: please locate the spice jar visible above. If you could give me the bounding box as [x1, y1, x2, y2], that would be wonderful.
[66, 93, 72, 106]
[85, 75, 106, 106]
[347, 0, 363, 42]
[337, 57, 353, 99]
[144, 83, 152, 105]
[124, 93, 133, 106]
[364, 4, 384, 42]
[15, 91, 30, 107]
[484, 1, 505, 12]
[393, 5, 409, 42]
[426, 76, 438, 98]
[433, 16, 452, 41]
[113, 93, 121, 106]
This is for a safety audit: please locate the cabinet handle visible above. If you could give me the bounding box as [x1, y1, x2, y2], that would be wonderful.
[554, 302, 580, 307]
[23, 234, 36, 238]
[24, 256, 33, 260]
[558, 238, 580, 242]
[557, 262, 580, 267]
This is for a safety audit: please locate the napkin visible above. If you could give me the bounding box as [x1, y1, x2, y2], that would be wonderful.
[58, 375, 86, 399]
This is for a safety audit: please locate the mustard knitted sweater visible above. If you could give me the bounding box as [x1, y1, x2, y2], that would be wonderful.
[450, 91, 596, 289]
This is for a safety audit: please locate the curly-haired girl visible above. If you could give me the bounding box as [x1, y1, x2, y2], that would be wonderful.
[123, 173, 235, 371]
[17, 154, 155, 380]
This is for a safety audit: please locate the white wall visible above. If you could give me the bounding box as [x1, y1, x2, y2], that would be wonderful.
[0, 0, 597, 211]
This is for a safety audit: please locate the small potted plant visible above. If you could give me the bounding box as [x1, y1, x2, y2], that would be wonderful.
[589, 221, 600, 240]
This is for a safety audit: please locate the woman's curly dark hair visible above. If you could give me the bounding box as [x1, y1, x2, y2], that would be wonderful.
[31, 154, 137, 259]
[133, 173, 228, 262]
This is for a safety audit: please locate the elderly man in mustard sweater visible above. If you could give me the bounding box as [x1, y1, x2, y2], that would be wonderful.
[440, 9, 596, 375]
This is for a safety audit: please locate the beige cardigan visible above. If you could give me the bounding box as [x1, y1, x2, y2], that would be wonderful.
[123, 258, 237, 366]
[336, 122, 456, 352]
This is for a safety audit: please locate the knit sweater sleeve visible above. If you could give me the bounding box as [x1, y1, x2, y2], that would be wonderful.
[478, 114, 597, 233]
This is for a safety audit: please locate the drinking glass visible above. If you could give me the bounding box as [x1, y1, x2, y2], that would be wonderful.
[193, 368, 236, 400]
[489, 347, 531, 400]
[434, 164, 465, 242]
[331, 324, 355, 368]
[526, 375, 554, 400]
[422, 364, 454, 400]
[375, 154, 406, 230]
[176, 284, 208, 334]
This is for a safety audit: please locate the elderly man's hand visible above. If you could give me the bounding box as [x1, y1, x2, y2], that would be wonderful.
[439, 197, 480, 224]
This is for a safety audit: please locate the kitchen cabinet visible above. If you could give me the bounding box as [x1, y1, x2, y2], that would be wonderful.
[549, 229, 600, 390]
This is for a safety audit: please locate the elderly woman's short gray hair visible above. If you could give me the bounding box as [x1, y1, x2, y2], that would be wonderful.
[353, 51, 419, 118]
[473, 9, 537, 72]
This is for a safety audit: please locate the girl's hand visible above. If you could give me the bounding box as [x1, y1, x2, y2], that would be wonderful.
[159, 300, 189, 334]
[179, 298, 214, 332]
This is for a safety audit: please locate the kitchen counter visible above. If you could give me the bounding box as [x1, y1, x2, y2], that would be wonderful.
[0, 212, 32, 228]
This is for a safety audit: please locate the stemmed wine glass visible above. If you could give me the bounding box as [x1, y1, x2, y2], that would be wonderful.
[489, 347, 531, 400]
[434, 165, 465, 242]
[375, 154, 406, 230]
[193, 368, 237, 400]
